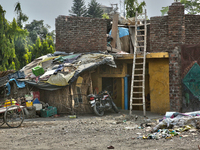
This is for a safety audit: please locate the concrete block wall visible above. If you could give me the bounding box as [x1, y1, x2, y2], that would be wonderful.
[56, 16, 107, 53]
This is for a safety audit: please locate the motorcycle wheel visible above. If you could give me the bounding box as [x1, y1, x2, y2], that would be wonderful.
[93, 101, 104, 116]
[111, 101, 119, 113]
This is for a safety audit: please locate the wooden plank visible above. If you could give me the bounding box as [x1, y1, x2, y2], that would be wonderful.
[110, 13, 119, 48]
[116, 31, 121, 50]
[129, 27, 135, 54]
[70, 85, 75, 114]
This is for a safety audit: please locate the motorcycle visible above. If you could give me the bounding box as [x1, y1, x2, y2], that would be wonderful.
[87, 88, 119, 116]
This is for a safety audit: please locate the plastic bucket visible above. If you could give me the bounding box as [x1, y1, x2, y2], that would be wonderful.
[26, 100, 33, 107]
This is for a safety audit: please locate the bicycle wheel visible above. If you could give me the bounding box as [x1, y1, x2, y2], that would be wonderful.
[4, 105, 24, 128]
[0, 114, 4, 127]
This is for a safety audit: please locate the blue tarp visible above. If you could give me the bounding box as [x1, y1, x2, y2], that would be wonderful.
[109, 27, 129, 38]
[6, 78, 25, 95]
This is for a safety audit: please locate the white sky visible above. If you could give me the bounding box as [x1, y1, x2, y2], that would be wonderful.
[0, 0, 174, 31]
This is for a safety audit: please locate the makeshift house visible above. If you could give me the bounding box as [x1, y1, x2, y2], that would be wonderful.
[12, 52, 116, 114]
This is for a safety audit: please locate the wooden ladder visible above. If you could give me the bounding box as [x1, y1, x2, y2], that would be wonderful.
[130, 9, 147, 116]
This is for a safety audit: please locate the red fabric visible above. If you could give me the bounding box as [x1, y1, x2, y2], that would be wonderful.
[33, 91, 40, 101]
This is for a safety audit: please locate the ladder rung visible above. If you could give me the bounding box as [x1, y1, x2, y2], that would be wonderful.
[137, 29, 145, 32]
[133, 86, 143, 88]
[132, 103, 144, 106]
[136, 35, 145, 37]
[132, 97, 143, 99]
[133, 80, 144, 82]
[135, 68, 143, 70]
[138, 40, 144, 42]
[134, 74, 143, 76]
[135, 63, 144, 65]
[137, 24, 146, 27]
[133, 92, 143, 94]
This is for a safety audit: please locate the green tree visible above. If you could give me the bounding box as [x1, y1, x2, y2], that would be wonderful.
[160, 6, 169, 16]
[24, 20, 53, 45]
[124, 0, 146, 18]
[13, 2, 31, 70]
[102, 13, 110, 19]
[30, 36, 55, 61]
[14, 2, 28, 28]
[0, 6, 16, 71]
[69, 0, 87, 17]
[161, 0, 200, 16]
[87, 0, 103, 18]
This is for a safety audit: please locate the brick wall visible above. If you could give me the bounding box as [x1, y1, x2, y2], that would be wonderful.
[147, 24, 150, 52]
[150, 2, 185, 112]
[168, 2, 185, 112]
[150, 16, 168, 52]
[185, 15, 200, 45]
[56, 16, 107, 53]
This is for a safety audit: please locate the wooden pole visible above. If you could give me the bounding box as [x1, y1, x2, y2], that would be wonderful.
[111, 13, 119, 48]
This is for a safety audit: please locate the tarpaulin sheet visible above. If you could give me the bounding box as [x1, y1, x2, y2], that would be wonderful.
[47, 72, 75, 86]
[109, 27, 129, 38]
[25, 80, 63, 91]
[53, 54, 82, 63]
[6, 78, 25, 95]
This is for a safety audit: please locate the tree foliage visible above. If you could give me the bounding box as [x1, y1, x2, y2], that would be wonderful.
[87, 0, 103, 18]
[24, 20, 53, 45]
[14, 2, 28, 28]
[124, 0, 146, 18]
[161, 0, 200, 16]
[102, 13, 110, 19]
[29, 35, 55, 61]
[0, 3, 55, 71]
[0, 6, 16, 71]
[69, 0, 87, 17]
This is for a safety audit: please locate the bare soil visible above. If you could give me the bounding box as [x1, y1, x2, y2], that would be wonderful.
[0, 111, 199, 150]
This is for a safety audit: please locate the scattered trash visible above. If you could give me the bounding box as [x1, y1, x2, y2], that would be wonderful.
[124, 126, 137, 130]
[53, 114, 60, 118]
[107, 145, 114, 149]
[68, 115, 77, 119]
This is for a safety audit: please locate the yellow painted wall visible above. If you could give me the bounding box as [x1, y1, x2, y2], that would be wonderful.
[149, 59, 170, 114]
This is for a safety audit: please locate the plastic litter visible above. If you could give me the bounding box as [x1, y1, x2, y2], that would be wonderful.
[107, 145, 114, 149]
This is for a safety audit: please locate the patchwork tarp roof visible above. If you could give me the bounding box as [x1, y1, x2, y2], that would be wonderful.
[21, 52, 116, 90]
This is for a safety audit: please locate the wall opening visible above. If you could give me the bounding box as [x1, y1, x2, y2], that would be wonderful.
[102, 77, 122, 109]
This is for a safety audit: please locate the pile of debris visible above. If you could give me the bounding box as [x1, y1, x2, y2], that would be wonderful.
[138, 111, 200, 140]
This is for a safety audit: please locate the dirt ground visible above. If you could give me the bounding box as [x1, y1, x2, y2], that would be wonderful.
[0, 110, 200, 150]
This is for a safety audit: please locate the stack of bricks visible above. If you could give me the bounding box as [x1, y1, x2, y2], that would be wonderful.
[56, 16, 107, 53]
